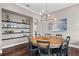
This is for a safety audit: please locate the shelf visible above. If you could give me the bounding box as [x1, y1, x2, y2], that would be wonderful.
[2, 32, 31, 34]
[2, 35, 30, 40]
[2, 20, 30, 25]
[2, 27, 31, 29]
[2, 9, 32, 42]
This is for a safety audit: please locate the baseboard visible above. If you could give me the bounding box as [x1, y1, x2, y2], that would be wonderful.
[69, 44, 79, 49]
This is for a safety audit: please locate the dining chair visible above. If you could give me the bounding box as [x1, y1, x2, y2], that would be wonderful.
[58, 36, 70, 56]
[63, 36, 70, 56]
[66, 36, 70, 42]
[51, 42, 63, 56]
[45, 34, 51, 36]
[51, 36, 70, 56]
[37, 40, 51, 56]
[27, 38, 38, 56]
[56, 34, 62, 38]
[35, 34, 41, 37]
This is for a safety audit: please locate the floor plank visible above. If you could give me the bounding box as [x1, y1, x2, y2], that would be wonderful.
[68, 47, 79, 56]
[2, 42, 30, 56]
[2, 43, 79, 56]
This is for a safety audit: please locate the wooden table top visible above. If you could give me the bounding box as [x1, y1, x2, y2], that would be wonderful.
[32, 36, 64, 48]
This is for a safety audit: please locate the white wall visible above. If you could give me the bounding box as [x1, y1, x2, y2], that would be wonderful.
[37, 4, 79, 45]
[0, 3, 40, 53]
[50, 4, 79, 44]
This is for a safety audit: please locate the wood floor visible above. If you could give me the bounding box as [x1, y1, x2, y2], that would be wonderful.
[2, 43, 30, 56]
[68, 47, 79, 56]
[0, 53, 2, 56]
[1, 43, 79, 56]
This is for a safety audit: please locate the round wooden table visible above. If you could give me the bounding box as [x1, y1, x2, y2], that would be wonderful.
[32, 36, 64, 48]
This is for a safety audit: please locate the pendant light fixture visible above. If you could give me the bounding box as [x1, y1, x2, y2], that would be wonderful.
[39, 3, 49, 21]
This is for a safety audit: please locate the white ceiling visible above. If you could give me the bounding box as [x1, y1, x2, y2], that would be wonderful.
[15, 3, 77, 15]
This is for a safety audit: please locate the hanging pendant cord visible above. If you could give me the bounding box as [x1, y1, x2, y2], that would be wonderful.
[46, 2, 47, 21]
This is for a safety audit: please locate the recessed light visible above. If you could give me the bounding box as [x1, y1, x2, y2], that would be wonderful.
[40, 12, 42, 15]
[42, 10, 44, 12]
[26, 4, 30, 7]
[54, 18, 57, 20]
[48, 15, 51, 17]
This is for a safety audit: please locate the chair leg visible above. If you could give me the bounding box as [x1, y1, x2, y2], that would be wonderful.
[30, 51, 32, 56]
[60, 52, 62, 56]
[66, 49, 68, 56]
[48, 50, 51, 56]
[30, 51, 36, 56]
[57, 53, 59, 56]
[66, 51, 68, 56]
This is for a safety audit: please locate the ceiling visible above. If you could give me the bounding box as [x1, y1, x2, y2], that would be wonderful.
[15, 3, 77, 15]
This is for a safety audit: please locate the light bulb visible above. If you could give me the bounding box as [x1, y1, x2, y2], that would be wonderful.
[40, 12, 42, 15]
[54, 18, 57, 20]
[42, 10, 44, 12]
[48, 15, 51, 17]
